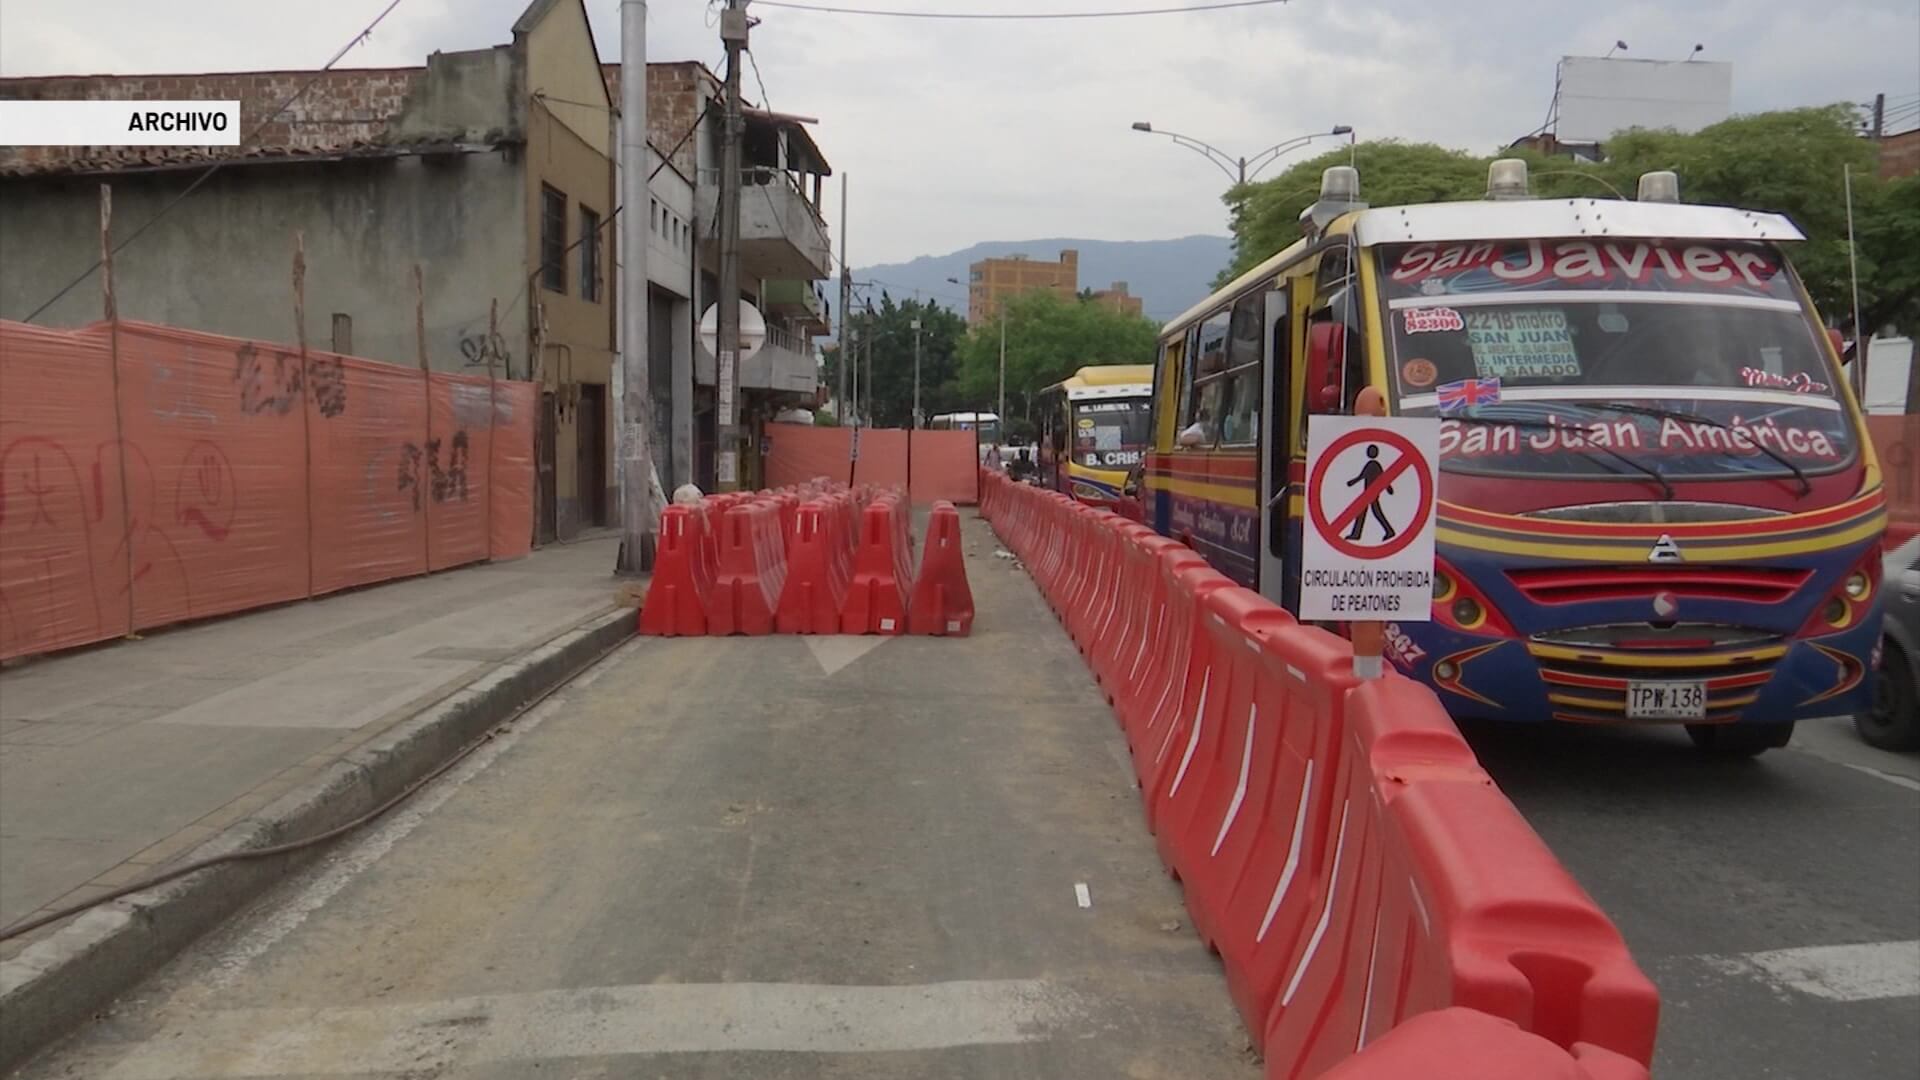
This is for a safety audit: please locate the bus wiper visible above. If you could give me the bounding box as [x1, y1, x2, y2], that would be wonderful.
[1582, 402, 1812, 497]
[1450, 412, 1676, 501]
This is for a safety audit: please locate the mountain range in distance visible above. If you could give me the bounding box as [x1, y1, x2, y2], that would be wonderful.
[852, 235, 1234, 326]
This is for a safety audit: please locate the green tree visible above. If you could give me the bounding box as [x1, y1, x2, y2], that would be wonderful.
[823, 294, 967, 428]
[1219, 107, 1918, 339]
[954, 290, 1159, 425]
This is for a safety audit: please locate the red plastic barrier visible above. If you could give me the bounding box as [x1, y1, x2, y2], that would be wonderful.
[1319, 1008, 1649, 1080]
[638, 505, 715, 636]
[776, 495, 852, 634]
[1135, 562, 1236, 825]
[841, 495, 911, 635]
[707, 499, 789, 636]
[908, 500, 974, 636]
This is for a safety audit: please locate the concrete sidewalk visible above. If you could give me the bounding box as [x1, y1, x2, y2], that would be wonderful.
[0, 533, 629, 950]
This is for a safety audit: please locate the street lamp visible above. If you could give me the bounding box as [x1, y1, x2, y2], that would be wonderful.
[1131, 121, 1354, 185]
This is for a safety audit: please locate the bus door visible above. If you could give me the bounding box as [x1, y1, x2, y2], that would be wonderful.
[1258, 286, 1293, 608]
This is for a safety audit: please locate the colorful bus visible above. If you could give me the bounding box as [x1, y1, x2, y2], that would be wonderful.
[1142, 160, 1887, 756]
[1036, 364, 1154, 512]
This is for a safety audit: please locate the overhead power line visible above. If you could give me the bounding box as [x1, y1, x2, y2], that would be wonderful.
[20, 0, 415, 323]
[750, 0, 1289, 19]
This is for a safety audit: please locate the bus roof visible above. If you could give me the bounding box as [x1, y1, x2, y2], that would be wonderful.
[1041, 364, 1154, 402]
[1160, 197, 1805, 339]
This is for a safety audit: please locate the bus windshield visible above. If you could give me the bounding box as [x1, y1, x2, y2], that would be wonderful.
[1073, 398, 1151, 469]
[1378, 238, 1856, 482]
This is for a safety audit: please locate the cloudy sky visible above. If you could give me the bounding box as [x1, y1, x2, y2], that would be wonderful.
[4, 0, 1917, 266]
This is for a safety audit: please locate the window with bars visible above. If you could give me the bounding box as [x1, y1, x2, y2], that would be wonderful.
[579, 204, 602, 303]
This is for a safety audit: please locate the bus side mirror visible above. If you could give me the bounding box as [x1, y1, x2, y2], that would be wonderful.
[1306, 321, 1346, 413]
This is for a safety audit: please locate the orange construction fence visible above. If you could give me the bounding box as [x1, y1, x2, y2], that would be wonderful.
[762, 422, 979, 505]
[0, 319, 535, 662]
[1868, 413, 1920, 549]
[979, 469, 1662, 1078]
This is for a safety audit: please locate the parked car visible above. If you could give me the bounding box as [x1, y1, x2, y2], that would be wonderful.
[1857, 534, 1920, 750]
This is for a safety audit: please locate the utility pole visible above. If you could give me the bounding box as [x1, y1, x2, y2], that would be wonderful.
[837, 173, 851, 425]
[715, 0, 748, 491]
[911, 313, 923, 429]
[616, 0, 655, 571]
[1870, 92, 1886, 139]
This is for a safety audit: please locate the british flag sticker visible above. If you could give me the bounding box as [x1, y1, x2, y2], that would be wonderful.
[1435, 377, 1501, 413]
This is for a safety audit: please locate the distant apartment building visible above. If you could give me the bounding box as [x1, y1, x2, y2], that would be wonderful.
[966, 249, 1078, 326]
[1089, 281, 1144, 319]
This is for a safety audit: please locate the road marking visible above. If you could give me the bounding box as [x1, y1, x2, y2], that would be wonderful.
[103, 979, 1088, 1079]
[1699, 940, 1920, 1002]
[1075, 882, 1092, 908]
[803, 634, 890, 676]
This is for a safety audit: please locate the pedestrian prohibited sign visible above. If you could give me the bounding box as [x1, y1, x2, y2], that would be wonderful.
[1301, 415, 1440, 622]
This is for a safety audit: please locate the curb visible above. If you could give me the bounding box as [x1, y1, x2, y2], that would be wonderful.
[0, 607, 636, 1074]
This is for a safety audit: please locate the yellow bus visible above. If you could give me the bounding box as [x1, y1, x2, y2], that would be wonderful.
[1035, 364, 1154, 513]
[1142, 159, 1886, 756]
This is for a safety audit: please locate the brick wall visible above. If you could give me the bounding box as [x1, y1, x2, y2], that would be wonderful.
[603, 61, 715, 181]
[0, 68, 423, 170]
[1880, 129, 1920, 180]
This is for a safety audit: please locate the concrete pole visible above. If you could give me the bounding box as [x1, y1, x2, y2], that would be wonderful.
[837, 173, 850, 424]
[997, 305, 1006, 439]
[715, 1, 749, 491]
[617, 0, 656, 571]
[912, 315, 923, 429]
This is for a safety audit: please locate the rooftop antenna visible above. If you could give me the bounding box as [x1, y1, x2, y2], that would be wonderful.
[1604, 39, 1628, 58]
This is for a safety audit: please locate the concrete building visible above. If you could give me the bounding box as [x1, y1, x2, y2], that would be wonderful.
[0, 0, 662, 545]
[1090, 281, 1144, 319]
[1879, 128, 1920, 180]
[605, 61, 831, 492]
[966, 249, 1078, 326]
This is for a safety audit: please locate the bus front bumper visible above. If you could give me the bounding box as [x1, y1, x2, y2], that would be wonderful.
[1390, 615, 1882, 726]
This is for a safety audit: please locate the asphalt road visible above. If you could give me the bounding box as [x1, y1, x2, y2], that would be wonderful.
[10, 510, 1917, 1079]
[12, 516, 1260, 1080]
[1466, 713, 1920, 1080]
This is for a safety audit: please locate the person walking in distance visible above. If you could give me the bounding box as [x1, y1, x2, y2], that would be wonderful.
[1346, 444, 1397, 541]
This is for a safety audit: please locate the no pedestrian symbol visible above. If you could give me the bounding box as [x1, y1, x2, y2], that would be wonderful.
[1301, 415, 1440, 622]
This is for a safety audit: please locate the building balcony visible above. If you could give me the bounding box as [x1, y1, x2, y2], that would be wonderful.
[695, 323, 818, 397]
[697, 166, 832, 280]
[764, 278, 830, 337]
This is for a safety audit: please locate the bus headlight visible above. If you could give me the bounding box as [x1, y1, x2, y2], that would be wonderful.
[1843, 571, 1871, 601]
[1823, 597, 1850, 627]
[1434, 570, 1456, 601]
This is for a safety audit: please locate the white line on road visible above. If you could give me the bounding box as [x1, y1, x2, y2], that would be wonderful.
[1699, 940, 1920, 1002]
[1075, 881, 1092, 908]
[104, 979, 1088, 1079]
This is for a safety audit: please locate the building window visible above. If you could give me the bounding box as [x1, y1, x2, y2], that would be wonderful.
[579, 204, 602, 303]
[540, 185, 567, 294]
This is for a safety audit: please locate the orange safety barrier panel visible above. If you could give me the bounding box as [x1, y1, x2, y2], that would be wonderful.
[908, 429, 980, 505]
[1319, 1008, 1649, 1080]
[0, 318, 540, 661]
[0, 322, 130, 658]
[907, 500, 973, 635]
[852, 428, 909, 491]
[105, 322, 311, 630]
[763, 422, 853, 491]
[426, 372, 495, 572]
[707, 499, 789, 636]
[638, 505, 715, 636]
[973, 468, 1663, 1077]
[1868, 413, 1920, 549]
[488, 380, 536, 560]
[840, 494, 911, 634]
[776, 495, 853, 634]
[308, 351, 429, 595]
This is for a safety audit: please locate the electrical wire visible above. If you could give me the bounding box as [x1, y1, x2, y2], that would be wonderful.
[17, 0, 415, 323]
[0, 628, 633, 944]
[750, 0, 1288, 17]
